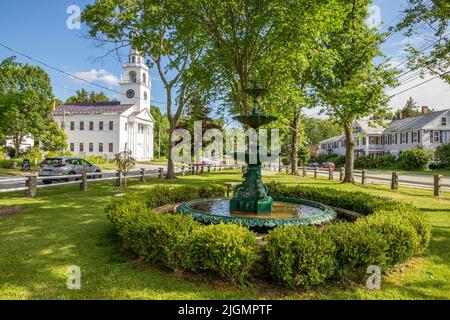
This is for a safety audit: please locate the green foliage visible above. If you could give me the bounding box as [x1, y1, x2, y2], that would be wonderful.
[324, 223, 388, 281]
[302, 117, 341, 145]
[265, 226, 336, 289]
[0, 57, 54, 156]
[266, 182, 430, 284]
[393, 97, 421, 120]
[399, 147, 433, 170]
[374, 154, 398, 169]
[66, 89, 110, 104]
[188, 224, 259, 284]
[40, 119, 68, 153]
[354, 155, 376, 169]
[435, 143, 450, 169]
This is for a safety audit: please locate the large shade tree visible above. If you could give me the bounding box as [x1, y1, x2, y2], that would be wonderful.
[309, 0, 398, 182]
[82, 0, 205, 179]
[0, 57, 54, 156]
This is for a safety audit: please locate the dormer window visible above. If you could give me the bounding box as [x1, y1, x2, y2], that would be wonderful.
[442, 117, 447, 126]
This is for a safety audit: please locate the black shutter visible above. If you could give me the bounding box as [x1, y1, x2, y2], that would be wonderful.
[440, 131, 443, 143]
[430, 130, 434, 142]
[418, 130, 421, 143]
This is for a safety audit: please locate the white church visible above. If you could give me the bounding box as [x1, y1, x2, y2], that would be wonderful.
[53, 49, 155, 161]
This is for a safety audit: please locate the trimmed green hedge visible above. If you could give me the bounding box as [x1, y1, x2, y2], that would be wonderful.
[105, 183, 431, 288]
[265, 183, 431, 288]
[106, 184, 259, 283]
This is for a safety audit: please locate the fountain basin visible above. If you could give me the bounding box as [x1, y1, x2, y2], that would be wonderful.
[176, 197, 336, 230]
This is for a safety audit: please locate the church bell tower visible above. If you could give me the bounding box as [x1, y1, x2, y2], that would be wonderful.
[120, 49, 151, 111]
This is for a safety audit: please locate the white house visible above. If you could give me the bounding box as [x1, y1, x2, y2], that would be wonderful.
[319, 107, 450, 157]
[53, 49, 155, 161]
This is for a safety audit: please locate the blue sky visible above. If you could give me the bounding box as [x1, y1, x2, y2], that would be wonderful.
[0, 0, 448, 116]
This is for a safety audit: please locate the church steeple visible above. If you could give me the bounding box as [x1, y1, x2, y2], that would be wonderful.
[120, 49, 151, 111]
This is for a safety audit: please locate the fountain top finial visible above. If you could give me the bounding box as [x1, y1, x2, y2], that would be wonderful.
[245, 81, 268, 115]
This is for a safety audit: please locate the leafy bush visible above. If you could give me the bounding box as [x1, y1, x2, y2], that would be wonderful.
[357, 215, 419, 267]
[374, 154, 397, 169]
[106, 183, 430, 288]
[354, 155, 376, 169]
[265, 226, 336, 289]
[398, 147, 433, 170]
[323, 223, 387, 281]
[187, 223, 259, 283]
[106, 185, 259, 281]
[435, 143, 450, 169]
[266, 183, 430, 285]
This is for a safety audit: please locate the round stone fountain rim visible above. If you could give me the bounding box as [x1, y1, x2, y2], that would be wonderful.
[176, 197, 337, 228]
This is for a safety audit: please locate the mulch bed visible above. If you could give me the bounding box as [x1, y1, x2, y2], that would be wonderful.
[0, 207, 24, 219]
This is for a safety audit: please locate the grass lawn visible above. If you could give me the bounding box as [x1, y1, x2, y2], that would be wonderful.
[137, 159, 168, 167]
[0, 170, 449, 299]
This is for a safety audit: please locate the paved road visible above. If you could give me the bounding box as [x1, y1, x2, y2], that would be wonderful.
[1, 166, 449, 192]
[312, 170, 450, 189]
[0, 164, 163, 192]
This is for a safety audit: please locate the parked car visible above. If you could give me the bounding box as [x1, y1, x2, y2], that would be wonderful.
[38, 157, 102, 184]
[307, 162, 320, 167]
[320, 162, 336, 168]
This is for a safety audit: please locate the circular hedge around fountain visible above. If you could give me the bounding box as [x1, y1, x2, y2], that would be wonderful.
[105, 183, 431, 288]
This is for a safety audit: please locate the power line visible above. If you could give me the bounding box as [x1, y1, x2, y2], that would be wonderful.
[389, 71, 449, 98]
[0, 42, 168, 106]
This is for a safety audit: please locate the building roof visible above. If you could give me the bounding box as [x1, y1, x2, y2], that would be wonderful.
[386, 109, 449, 132]
[354, 119, 386, 135]
[320, 135, 344, 144]
[52, 102, 134, 116]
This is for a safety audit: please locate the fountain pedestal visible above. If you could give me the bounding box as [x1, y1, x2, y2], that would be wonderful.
[229, 86, 276, 214]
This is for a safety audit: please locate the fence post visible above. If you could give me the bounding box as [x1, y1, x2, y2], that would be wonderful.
[208, 165, 211, 173]
[314, 167, 318, 179]
[80, 170, 88, 191]
[159, 167, 164, 179]
[434, 174, 442, 196]
[213, 165, 217, 172]
[182, 166, 186, 177]
[302, 166, 307, 177]
[25, 175, 37, 198]
[200, 165, 204, 174]
[140, 168, 146, 183]
[361, 170, 367, 185]
[285, 165, 289, 174]
[116, 170, 123, 187]
[339, 168, 344, 181]
[391, 172, 399, 190]
[329, 167, 334, 180]
[191, 165, 195, 175]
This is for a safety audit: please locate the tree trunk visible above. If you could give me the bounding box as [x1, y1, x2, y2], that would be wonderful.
[13, 135, 23, 158]
[166, 120, 176, 179]
[290, 111, 300, 175]
[343, 122, 355, 183]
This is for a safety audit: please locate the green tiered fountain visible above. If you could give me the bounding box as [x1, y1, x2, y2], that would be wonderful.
[229, 87, 276, 214]
[176, 85, 336, 230]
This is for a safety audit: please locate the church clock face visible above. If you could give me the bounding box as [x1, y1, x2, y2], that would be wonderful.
[126, 89, 135, 99]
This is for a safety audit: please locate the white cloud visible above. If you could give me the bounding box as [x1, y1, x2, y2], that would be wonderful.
[71, 69, 119, 87]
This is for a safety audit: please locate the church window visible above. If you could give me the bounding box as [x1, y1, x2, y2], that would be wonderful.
[89, 121, 94, 131]
[143, 73, 147, 83]
[79, 143, 84, 152]
[80, 121, 84, 131]
[131, 56, 136, 63]
[99, 143, 103, 152]
[129, 71, 137, 83]
[89, 143, 94, 152]
[70, 143, 74, 152]
[109, 121, 114, 130]
[70, 122, 75, 131]
[99, 121, 104, 131]
[109, 143, 114, 153]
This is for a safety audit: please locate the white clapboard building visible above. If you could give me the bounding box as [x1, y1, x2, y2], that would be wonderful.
[53, 49, 155, 161]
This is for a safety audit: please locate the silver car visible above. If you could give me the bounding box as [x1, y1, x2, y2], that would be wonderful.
[39, 157, 102, 184]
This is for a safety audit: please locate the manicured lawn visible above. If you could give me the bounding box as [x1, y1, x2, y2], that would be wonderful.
[0, 170, 449, 299]
[137, 159, 168, 167]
